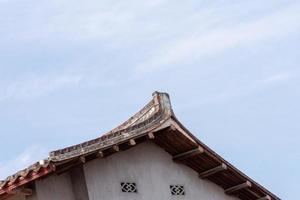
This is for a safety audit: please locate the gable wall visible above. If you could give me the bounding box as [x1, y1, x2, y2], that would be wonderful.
[35, 172, 75, 200]
[84, 141, 239, 200]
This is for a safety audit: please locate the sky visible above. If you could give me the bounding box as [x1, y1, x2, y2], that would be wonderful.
[0, 0, 299, 199]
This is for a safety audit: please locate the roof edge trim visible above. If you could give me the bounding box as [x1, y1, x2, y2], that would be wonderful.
[49, 91, 173, 162]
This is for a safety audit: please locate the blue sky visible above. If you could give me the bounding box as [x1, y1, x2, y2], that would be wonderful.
[0, 0, 299, 199]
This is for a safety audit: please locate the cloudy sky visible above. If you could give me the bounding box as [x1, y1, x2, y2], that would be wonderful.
[0, 0, 299, 199]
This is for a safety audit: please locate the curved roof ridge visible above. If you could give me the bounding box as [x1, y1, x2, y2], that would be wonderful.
[49, 91, 173, 162]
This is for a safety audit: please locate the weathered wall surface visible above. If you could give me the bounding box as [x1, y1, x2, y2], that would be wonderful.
[1, 188, 37, 200]
[26, 191, 38, 200]
[5, 194, 25, 200]
[84, 142, 239, 200]
[35, 172, 74, 200]
[70, 166, 89, 200]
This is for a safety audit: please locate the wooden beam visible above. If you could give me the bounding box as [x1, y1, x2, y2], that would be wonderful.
[79, 156, 85, 163]
[50, 164, 56, 172]
[199, 163, 227, 178]
[168, 124, 176, 131]
[245, 188, 261, 198]
[129, 139, 136, 146]
[96, 150, 104, 158]
[147, 132, 155, 140]
[225, 181, 252, 194]
[113, 145, 119, 152]
[173, 146, 204, 162]
[257, 195, 271, 200]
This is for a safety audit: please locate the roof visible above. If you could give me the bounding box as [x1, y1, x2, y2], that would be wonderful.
[0, 92, 280, 200]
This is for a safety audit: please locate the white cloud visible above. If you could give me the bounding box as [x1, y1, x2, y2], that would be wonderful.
[261, 73, 292, 84]
[0, 145, 47, 180]
[137, 3, 300, 72]
[0, 73, 82, 101]
[0, 67, 117, 101]
[0, 0, 168, 43]
[180, 71, 296, 109]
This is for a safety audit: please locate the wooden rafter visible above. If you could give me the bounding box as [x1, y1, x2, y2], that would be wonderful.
[168, 124, 177, 131]
[129, 139, 136, 146]
[199, 163, 227, 178]
[257, 195, 271, 200]
[147, 132, 155, 140]
[113, 145, 119, 152]
[173, 146, 204, 162]
[96, 151, 104, 158]
[79, 156, 86, 163]
[225, 181, 252, 194]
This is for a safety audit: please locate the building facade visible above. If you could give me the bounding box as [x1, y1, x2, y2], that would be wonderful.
[0, 92, 280, 200]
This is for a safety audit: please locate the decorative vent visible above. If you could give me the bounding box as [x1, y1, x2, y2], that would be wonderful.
[170, 185, 185, 195]
[121, 182, 137, 193]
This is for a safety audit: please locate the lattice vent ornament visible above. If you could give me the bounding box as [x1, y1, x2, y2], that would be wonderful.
[121, 182, 138, 193]
[170, 185, 185, 195]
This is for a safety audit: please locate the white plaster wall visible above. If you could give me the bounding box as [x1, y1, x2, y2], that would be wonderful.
[35, 172, 74, 200]
[84, 142, 239, 200]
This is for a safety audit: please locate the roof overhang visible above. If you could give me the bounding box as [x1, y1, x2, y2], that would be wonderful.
[0, 92, 280, 200]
